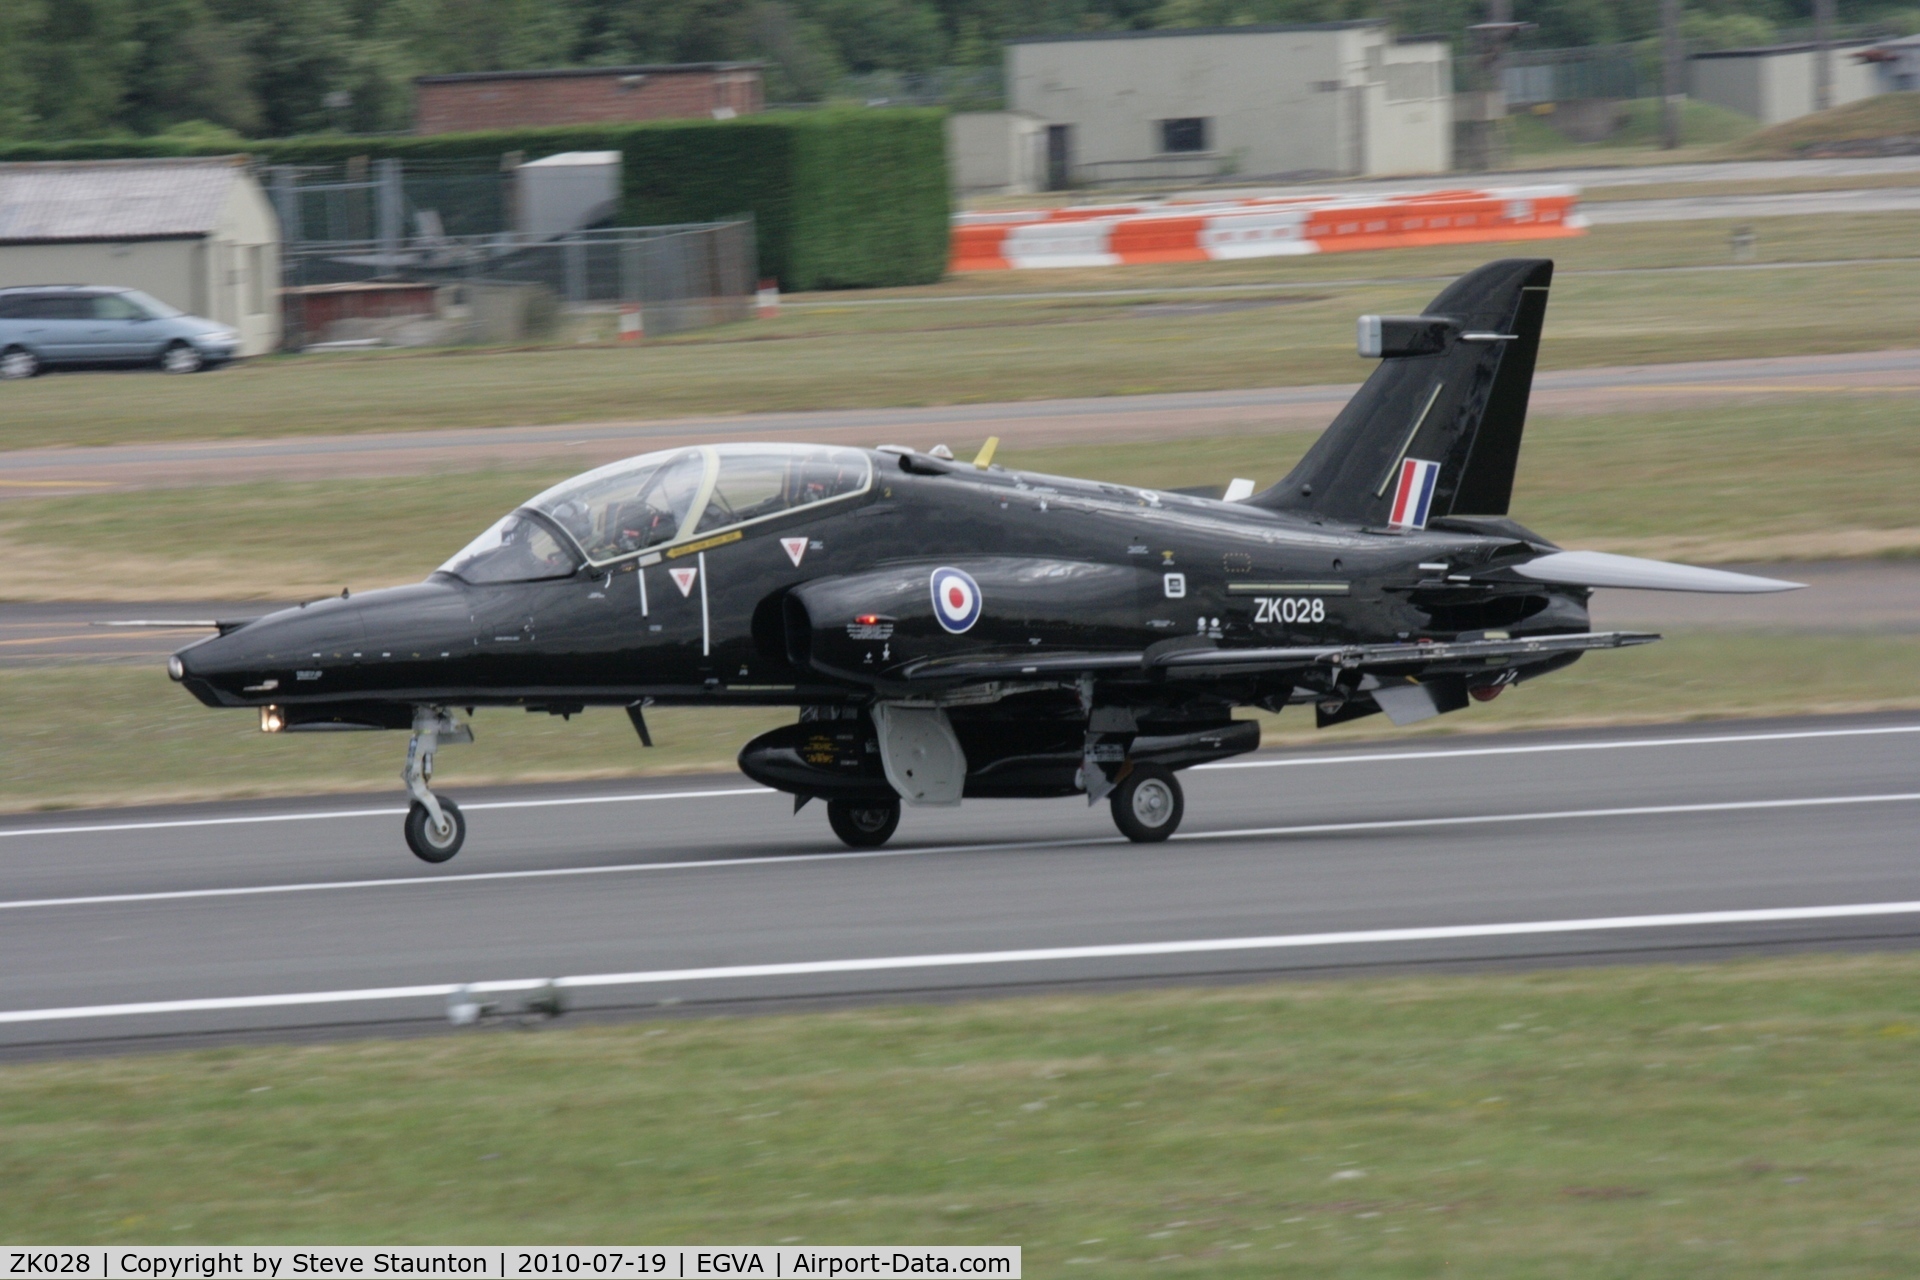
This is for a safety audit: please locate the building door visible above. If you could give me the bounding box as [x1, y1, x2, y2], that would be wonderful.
[1046, 125, 1074, 190]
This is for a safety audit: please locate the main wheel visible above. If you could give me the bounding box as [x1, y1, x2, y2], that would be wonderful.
[0, 347, 39, 380]
[161, 341, 203, 374]
[827, 797, 901, 848]
[404, 798, 466, 863]
[1110, 764, 1184, 843]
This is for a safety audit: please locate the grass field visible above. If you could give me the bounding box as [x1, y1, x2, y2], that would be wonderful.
[6, 396, 1916, 602]
[5, 953, 1920, 1273]
[3, 218, 1920, 451]
[9, 631, 1919, 812]
[1508, 97, 1762, 160]
[1722, 92, 1920, 160]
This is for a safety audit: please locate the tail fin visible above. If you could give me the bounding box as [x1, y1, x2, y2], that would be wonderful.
[1252, 258, 1552, 527]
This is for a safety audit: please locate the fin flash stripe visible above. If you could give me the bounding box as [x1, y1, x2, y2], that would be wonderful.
[1388, 458, 1441, 531]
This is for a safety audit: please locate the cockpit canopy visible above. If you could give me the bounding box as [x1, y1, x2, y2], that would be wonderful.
[439, 443, 873, 584]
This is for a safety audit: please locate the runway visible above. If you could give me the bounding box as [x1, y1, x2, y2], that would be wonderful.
[4, 713, 1920, 1055]
[4, 349, 1919, 499]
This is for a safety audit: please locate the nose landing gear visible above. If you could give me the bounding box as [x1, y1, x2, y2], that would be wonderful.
[403, 706, 472, 863]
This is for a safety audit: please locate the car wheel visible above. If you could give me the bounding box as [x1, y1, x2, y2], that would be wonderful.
[0, 347, 39, 380]
[161, 341, 204, 374]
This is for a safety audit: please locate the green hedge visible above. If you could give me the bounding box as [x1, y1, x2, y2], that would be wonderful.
[0, 110, 951, 291]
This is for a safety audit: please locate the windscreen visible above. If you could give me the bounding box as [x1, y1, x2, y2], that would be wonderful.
[520, 444, 874, 566]
[438, 511, 581, 584]
[531, 448, 708, 562]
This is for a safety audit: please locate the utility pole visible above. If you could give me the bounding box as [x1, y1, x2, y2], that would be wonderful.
[1661, 0, 1683, 149]
[1462, 0, 1529, 171]
[1814, 0, 1836, 113]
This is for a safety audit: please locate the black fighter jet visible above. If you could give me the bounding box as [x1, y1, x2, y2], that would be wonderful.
[171, 259, 1798, 862]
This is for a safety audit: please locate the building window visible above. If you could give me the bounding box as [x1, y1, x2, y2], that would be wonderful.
[1159, 117, 1210, 153]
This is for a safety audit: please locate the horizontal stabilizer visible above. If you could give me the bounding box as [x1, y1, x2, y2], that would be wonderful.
[1512, 550, 1803, 594]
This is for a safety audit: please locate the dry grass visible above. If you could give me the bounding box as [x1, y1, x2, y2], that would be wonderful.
[3, 218, 1920, 451]
[1720, 93, 1920, 160]
[4, 953, 1920, 1275]
[5, 394, 1915, 603]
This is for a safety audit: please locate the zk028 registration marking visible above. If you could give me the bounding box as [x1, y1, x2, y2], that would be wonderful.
[1254, 597, 1326, 625]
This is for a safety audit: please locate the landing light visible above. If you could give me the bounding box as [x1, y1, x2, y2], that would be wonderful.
[167, 656, 184, 681]
[260, 706, 285, 733]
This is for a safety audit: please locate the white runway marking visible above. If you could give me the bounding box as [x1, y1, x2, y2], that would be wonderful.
[3, 791, 1917, 914]
[6, 899, 1920, 1026]
[5, 722, 1916, 841]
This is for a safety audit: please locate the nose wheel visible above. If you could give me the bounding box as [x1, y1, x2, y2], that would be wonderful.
[401, 706, 473, 863]
[1110, 764, 1184, 842]
[405, 798, 467, 863]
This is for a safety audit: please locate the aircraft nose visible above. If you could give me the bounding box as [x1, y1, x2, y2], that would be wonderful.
[170, 595, 369, 706]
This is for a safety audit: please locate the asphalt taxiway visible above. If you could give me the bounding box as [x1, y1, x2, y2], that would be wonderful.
[4, 713, 1919, 1055]
[5, 349, 1918, 499]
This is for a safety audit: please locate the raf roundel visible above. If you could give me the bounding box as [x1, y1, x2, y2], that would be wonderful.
[930, 566, 983, 634]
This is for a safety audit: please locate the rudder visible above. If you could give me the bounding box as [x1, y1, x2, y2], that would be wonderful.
[1252, 259, 1552, 527]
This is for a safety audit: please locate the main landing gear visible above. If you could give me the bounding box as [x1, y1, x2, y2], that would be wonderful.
[1109, 764, 1184, 843]
[827, 797, 901, 848]
[402, 706, 471, 863]
[816, 766, 1186, 851]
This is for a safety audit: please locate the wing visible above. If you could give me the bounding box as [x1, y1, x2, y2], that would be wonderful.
[894, 629, 1658, 685]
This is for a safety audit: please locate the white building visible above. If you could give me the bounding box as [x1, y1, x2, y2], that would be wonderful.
[947, 111, 1048, 196]
[1006, 23, 1452, 186]
[0, 156, 281, 356]
[1688, 41, 1881, 125]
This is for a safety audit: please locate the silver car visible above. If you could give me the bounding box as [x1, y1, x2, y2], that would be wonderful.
[0, 285, 241, 378]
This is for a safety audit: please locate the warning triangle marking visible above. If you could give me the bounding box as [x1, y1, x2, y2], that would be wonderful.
[781, 537, 808, 567]
[669, 567, 699, 597]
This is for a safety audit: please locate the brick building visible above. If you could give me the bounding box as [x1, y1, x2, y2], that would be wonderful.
[414, 64, 763, 134]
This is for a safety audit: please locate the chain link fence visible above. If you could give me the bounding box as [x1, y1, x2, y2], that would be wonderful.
[280, 221, 757, 350]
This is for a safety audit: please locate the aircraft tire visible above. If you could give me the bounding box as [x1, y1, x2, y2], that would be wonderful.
[1110, 765, 1184, 843]
[827, 797, 901, 848]
[405, 798, 466, 863]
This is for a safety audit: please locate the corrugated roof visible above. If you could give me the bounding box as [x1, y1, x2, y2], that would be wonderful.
[0, 156, 246, 243]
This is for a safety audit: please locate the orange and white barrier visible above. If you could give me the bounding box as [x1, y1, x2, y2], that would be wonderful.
[950, 186, 1584, 271]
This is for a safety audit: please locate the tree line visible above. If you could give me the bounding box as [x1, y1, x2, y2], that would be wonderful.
[1, 0, 1912, 141]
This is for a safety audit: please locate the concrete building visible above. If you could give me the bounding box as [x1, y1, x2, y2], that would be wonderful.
[0, 156, 280, 356]
[947, 112, 1047, 195]
[1006, 23, 1452, 185]
[1688, 41, 1880, 124]
[415, 64, 763, 134]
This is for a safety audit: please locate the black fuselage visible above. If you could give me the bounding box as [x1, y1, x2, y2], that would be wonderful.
[175, 450, 1588, 723]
